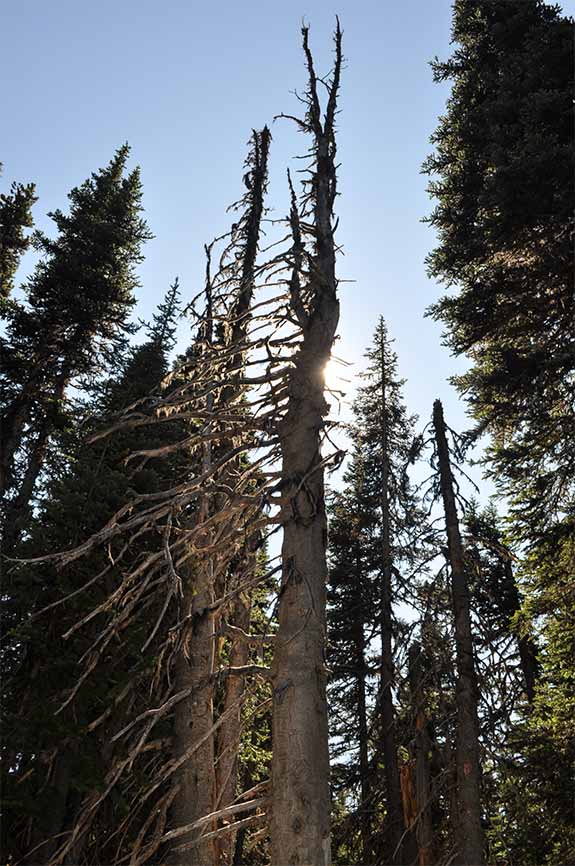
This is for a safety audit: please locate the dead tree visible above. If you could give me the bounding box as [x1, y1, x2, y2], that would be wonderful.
[22, 130, 272, 866]
[21, 26, 344, 866]
[165, 127, 272, 866]
[268, 22, 342, 866]
[432, 399, 485, 866]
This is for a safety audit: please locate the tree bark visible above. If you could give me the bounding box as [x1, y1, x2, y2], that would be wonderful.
[271, 372, 333, 865]
[0, 387, 35, 497]
[270, 24, 342, 865]
[413, 725, 434, 866]
[168, 568, 217, 866]
[21, 747, 74, 865]
[432, 399, 485, 866]
[408, 645, 434, 866]
[168, 128, 269, 865]
[215, 590, 252, 864]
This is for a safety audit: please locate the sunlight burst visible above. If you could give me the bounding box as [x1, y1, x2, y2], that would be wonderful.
[323, 356, 350, 394]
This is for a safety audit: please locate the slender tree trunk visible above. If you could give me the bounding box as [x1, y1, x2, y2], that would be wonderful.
[3, 423, 50, 551]
[215, 590, 252, 864]
[233, 825, 248, 866]
[413, 723, 434, 866]
[517, 630, 538, 706]
[0, 350, 63, 499]
[408, 646, 434, 866]
[168, 567, 217, 866]
[353, 546, 372, 863]
[21, 748, 74, 865]
[0, 395, 31, 496]
[378, 335, 410, 865]
[169, 281, 217, 865]
[432, 400, 485, 866]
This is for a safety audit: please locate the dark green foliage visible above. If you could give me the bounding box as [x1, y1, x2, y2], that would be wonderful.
[0, 170, 37, 300]
[423, 0, 574, 522]
[463, 500, 539, 706]
[1, 286, 183, 865]
[423, 8, 575, 859]
[3, 145, 150, 392]
[479, 525, 575, 866]
[0, 146, 152, 534]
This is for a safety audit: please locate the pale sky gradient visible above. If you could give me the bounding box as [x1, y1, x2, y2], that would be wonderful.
[3, 0, 573, 486]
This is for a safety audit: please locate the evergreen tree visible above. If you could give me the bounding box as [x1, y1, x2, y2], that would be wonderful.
[486, 526, 575, 866]
[423, 7, 574, 861]
[422, 0, 574, 537]
[328, 316, 425, 865]
[328, 476, 376, 865]
[0, 146, 151, 547]
[356, 318, 420, 865]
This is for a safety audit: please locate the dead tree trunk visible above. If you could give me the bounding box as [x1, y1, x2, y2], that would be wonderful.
[168, 128, 270, 866]
[270, 23, 342, 866]
[432, 399, 485, 866]
[168, 371, 219, 864]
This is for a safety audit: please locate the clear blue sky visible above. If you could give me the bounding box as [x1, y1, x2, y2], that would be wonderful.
[3, 0, 573, 461]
